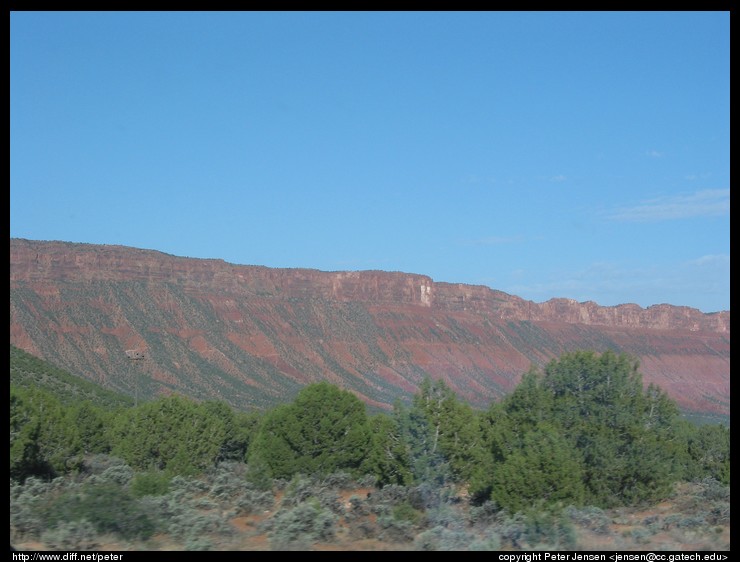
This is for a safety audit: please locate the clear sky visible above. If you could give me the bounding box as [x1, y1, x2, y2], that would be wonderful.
[10, 11, 730, 313]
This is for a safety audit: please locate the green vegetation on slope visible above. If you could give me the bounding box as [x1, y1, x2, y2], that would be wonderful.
[9, 347, 730, 550]
[10, 344, 135, 409]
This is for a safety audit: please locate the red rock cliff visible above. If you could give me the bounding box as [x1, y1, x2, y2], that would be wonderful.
[9, 238, 730, 418]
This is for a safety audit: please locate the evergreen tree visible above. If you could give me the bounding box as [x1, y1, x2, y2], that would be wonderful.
[110, 394, 227, 475]
[471, 367, 556, 502]
[490, 422, 585, 514]
[200, 400, 260, 463]
[682, 422, 731, 484]
[10, 385, 81, 479]
[250, 382, 371, 479]
[67, 401, 110, 456]
[395, 396, 450, 487]
[10, 387, 47, 480]
[362, 412, 412, 486]
[542, 351, 682, 507]
[475, 352, 688, 510]
[410, 378, 485, 483]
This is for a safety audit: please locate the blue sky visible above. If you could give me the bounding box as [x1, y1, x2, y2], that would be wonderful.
[10, 11, 730, 313]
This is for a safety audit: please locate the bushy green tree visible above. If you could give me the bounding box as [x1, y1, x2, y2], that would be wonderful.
[485, 368, 555, 458]
[362, 412, 412, 486]
[200, 400, 259, 463]
[544, 351, 643, 431]
[543, 351, 683, 507]
[45, 480, 155, 541]
[10, 387, 46, 481]
[470, 368, 555, 503]
[682, 422, 730, 484]
[110, 394, 227, 475]
[394, 398, 449, 487]
[489, 422, 585, 514]
[409, 378, 485, 483]
[67, 401, 111, 456]
[10, 385, 82, 480]
[475, 352, 688, 511]
[250, 382, 371, 479]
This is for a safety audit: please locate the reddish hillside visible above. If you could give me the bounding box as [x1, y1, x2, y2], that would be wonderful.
[9, 238, 730, 418]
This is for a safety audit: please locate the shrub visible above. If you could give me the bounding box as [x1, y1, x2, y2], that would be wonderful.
[344, 494, 377, 539]
[376, 514, 415, 543]
[676, 514, 708, 529]
[697, 478, 730, 502]
[414, 526, 474, 551]
[79, 454, 129, 476]
[366, 484, 410, 508]
[424, 504, 465, 530]
[564, 505, 611, 535]
[40, 519, 98, 550]
[138, 483, 234, 543]
[468, 500, 500, 528]
[496, 512, 527, 549]
[198, 462, 274, 515]
[45, 481, 155, 541]
[392, 501, 422, 525]
[408, 482, 446, 510]
[630, 527, 653, 544]
[468, 532, 502, 551]
[708, 504, 730, 525]
[244, 459, 273, 491]
[98, 463, 134, 486]
[169, 475, 209, 495]
[267, 500, 337, 550]
[522, 508, 577, 550]
[321, 471, 355, 490]
[10, 477, 52, 539]
[131, 471, 170, 497]
[357, 474, 378, 488]
[233, 489, 275, 516]
[281, 474, 342, 514]
[184, 537, 213, 551]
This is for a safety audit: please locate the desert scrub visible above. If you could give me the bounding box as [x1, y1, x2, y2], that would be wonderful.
[11, 477, 56, 539]
[198, 462, 274, 515]
[468, 500, 501, 529]
[97, 463, 134, 486]
[344, 494, 378, 540]
[138, 481, 234, 544]
[232, 488, 275, 516]
[493, 510, 576, 550]
[375, 498, 426, 544]
[468, 531, 503, 551]
[495, 512, 528, 549]
[392, 501, 423, 525]
[629, 527, 654, 545]
[131, 470, 171, 497]
[40, 520, 98, 550]
[414, 525, 477, 551]
[206, 461, 248, 501]
[265, 500, 337, 550]
[564, 505, 612, 535]
[521, 508, 577, 550]
[319, 471, 355, 490]
[44, 480, 156, 541]
[424, 503, 468, 530]
[280, 474, 343, 515]
[697, 478, 730, 502]
[365, 483, 411, 513]
[184, 537, 214, 551]
[415, 524, 502, 551]
[376, 513, 416, 543]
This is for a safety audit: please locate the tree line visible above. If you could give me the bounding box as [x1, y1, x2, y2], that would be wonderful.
[10, 350, 729, 513]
